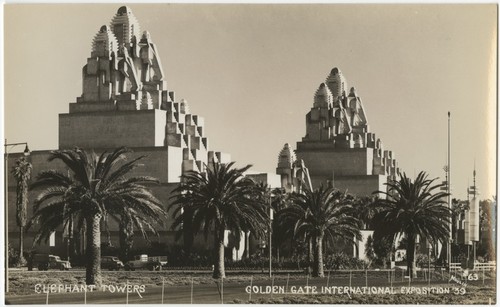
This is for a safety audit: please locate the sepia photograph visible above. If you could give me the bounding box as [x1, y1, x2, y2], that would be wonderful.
[2, 3, 497, 305]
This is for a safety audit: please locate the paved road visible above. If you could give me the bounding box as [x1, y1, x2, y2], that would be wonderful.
[6, 273, 481, 305]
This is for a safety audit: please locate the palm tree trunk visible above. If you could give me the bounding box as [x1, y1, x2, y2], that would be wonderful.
[308, 237, 313, 261]
[307, 237, 313, 275]
[18, 226, 26, 265]
[213, 229, 225, 279]
[313, 234, 324, 277]
[182, 208, 194, 252]
[183, 224, 194, 253]
[86, 215, 102, 286]
[406, 234, 417, 279]
[126, 237, 133, 261]
[119, 222, 127, 261]
[73, 229, 81, 257]
[243, 231, 250, 259]
[438, 242, 448, 266]
[119, 220, 134, 262]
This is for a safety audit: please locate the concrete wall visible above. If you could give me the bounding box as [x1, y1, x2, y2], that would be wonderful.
[296, 145, 373, 177]
[59, 109, 167, 149]
[333, 174, 387, 198]
[245, 172, 282, 188]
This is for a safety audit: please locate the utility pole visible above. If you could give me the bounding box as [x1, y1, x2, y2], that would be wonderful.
[447, 112, 452, 268]
[473, 166, 476, 263]
[269, 192, 273, 278]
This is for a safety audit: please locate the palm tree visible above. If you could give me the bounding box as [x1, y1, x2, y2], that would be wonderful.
[278, 191, 312, 273]
[270, 187, 291, 261]
[254, 182, 273, 263]
[373, 171, 451, 278]
[282, 186, 361, 277]
[353, 196, 378, 230]
[170, 161, 268, 279]
[368, 219, 395, 268]
[11, 157, 32, 266]
[253, 184, 292, 266]
[29, 147, 165, 285]
[364, 235, 376, 266]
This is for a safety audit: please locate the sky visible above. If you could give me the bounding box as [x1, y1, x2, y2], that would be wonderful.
[3, 3, 497, 200]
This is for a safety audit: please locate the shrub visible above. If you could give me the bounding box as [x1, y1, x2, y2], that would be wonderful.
[164, 247, 213, 267]
[324, 253, 368, 270]
[8, 244, 20, 267]
[416, 253, 436, 267]
[225, 256, 296, 270]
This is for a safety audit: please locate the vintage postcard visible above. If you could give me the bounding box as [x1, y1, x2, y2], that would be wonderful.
[2, 3, 497, 305]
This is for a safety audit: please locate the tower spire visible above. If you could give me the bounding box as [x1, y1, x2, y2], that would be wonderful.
[473, 159, 476, 183]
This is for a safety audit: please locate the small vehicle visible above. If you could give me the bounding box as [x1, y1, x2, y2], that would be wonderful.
[28, 254, 71, 271]
[125, 254, 168, 271]
[149, 256, 169, 268]
[101, 256, 124, 271]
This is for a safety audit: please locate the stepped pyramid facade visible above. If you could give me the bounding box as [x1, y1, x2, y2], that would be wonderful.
[278, 68, 400, 197]
[7, 9, 397, 261]
[275, 68, 402, 258]
[8, 6, 234, 257]
[60, 6, 230, 175]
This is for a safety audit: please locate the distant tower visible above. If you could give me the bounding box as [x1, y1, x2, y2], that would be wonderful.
[276, 143, 296, 191]
[276, 143, 313, 193]
[302, 67, 372, 145]
[295, 67, 399, 195]
[466, 166, 480, 245]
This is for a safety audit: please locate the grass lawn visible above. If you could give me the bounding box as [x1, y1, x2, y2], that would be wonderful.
[7, 269, 496, 305]
[8, 269, 303, 296]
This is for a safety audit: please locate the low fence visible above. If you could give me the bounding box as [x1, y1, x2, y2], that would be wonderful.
[449, 261, 496, 271]
[9, 267, 495, 305]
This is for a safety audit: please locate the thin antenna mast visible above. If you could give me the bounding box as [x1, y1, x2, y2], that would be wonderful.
[447, 111, 451, 267]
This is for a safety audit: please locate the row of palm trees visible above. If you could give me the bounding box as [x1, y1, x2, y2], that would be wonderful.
[16, 147, 451, 285]
[168, 157, 451, 279]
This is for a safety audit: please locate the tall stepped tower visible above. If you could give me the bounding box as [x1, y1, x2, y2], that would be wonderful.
[284, 67, 400, 197]
[59, 6, 230, 180]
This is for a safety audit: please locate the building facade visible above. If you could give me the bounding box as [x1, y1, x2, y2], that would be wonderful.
[7, 7, 401, 262]
[275, 68, 402, 260]
[277, 68, 400, 198]
[7, 6, 240, 259]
